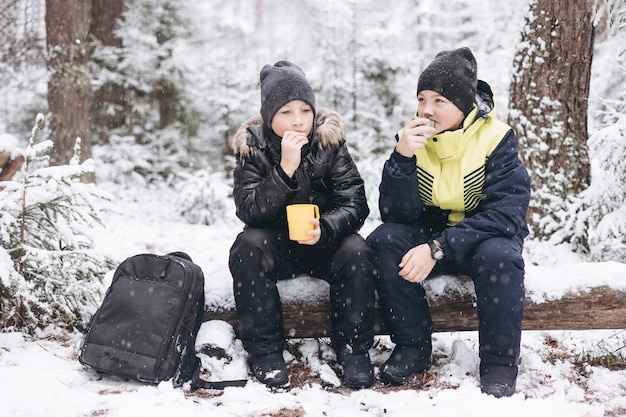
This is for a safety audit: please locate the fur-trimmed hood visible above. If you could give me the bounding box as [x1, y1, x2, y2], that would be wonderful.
[232, 108, 345, 158]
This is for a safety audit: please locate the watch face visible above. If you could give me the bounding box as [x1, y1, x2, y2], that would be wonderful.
[429, 240, 444, 260]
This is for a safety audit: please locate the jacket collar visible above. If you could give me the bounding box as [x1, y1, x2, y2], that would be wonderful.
[232, 108, 345, 158]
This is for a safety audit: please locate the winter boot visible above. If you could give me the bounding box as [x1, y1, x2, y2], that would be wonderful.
[379, 345, 431, 385]
[480, 362, 518, 398]
[248, 352, 289, 388]
[337, 348, 374, 389]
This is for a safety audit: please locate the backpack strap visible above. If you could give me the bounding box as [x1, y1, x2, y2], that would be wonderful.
[167, 251, 249, 390]
[167, 251, 194, 262]
[190, 377, 249, 390]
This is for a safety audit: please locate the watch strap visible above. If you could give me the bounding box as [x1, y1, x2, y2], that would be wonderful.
[428, 239, 444, 260]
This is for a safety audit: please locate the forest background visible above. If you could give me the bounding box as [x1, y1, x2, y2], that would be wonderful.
[0, 0, 625, 333]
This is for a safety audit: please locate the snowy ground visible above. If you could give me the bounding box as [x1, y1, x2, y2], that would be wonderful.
[1, 183, 626, 417]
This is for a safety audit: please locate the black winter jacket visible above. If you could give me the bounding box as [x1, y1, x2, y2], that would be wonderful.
[231, 108, 369, 248]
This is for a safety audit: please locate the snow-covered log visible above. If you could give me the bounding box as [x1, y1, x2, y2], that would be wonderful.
[0, 151, 24, 181]
[203, 275, 626, 338]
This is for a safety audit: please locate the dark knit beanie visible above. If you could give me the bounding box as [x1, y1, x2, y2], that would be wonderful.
[417, 47, 477, 115]
[260, 61, 316, 129]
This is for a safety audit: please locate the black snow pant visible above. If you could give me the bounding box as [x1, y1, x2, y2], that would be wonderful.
[229, 228, 376, 357]
[366, 222, 525, 367]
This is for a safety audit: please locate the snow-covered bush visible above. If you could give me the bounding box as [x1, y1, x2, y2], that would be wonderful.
[546, 5, 626, 261]
[174, 168, 235, 225]
[0, 114, 118, 332]
[92, 135, 157, 186]
[89, 0, 211, 186]
[548, 100, 626, 261]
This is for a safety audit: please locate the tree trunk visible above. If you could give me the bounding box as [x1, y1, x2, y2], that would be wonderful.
[154, 1, 179, 129]
[89, 0, 124, 46]
[89, 0, 126, 143]
[156, 80, 178, 129]
[508, 0, 594, 241]
[45, 0, 92, 165]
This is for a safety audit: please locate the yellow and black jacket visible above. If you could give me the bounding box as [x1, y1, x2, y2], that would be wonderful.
[379, 80, 531, 262]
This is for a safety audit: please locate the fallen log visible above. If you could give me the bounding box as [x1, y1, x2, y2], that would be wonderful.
[203, 276, 626, 338]
[0, 152, 25, 181]
[0, 151, 10, 167]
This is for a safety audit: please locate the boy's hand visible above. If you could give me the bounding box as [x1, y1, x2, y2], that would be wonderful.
[297, 217, 321, 245]
[395, 118, 435, 158]
[280, 131, 308, 177]
[398, 243, 436, 283]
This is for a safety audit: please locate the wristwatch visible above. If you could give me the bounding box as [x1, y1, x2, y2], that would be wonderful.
[428, 240, 444, 261]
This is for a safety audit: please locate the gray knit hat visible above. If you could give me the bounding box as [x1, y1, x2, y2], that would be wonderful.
[417, 47, 477, 115]
[260, 61, 316, 130]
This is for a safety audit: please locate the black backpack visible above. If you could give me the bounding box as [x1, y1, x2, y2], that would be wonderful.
[79, 252, 247, 389]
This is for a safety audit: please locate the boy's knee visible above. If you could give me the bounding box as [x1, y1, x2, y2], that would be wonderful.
[234, 228, 275, 248]
[335, 235, 375, 268]
[366, 223, 401, 245]
[230, 229, 281, 273]
[471, 238, 524, 272]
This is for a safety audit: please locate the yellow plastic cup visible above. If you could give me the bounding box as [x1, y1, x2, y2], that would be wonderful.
[286, 204, 320, 241]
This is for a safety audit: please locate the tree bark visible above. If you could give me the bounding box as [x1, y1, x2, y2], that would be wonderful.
[508, 0, 594, 241]
[204, 287, 626, 338]
[154, 1, 179, 129]
[89, 0, 124, 47]
[89, 0, 126, 143]
[45, 0, 92, 165]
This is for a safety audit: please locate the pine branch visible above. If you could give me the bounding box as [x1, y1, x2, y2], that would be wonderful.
[18, 114, 44, 274]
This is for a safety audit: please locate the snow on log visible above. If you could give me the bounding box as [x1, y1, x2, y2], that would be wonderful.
[0, 150, 25, 181]
[203, 275, 626, 338]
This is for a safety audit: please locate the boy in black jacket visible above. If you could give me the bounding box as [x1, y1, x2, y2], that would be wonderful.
[229, 61, 375, 389]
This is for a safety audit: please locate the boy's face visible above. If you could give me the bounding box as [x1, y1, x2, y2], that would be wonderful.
[271, 100, 314, 138]
[417, 90, 465, 133]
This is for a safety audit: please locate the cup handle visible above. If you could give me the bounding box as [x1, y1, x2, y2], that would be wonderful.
[313, 205, 320, 219]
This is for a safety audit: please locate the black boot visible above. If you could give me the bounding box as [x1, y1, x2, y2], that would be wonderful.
[379, 345, 431, 385]
[337, 348, 374, 389]
[248, 352, 289, 388]
[480, 362, 517, 398]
